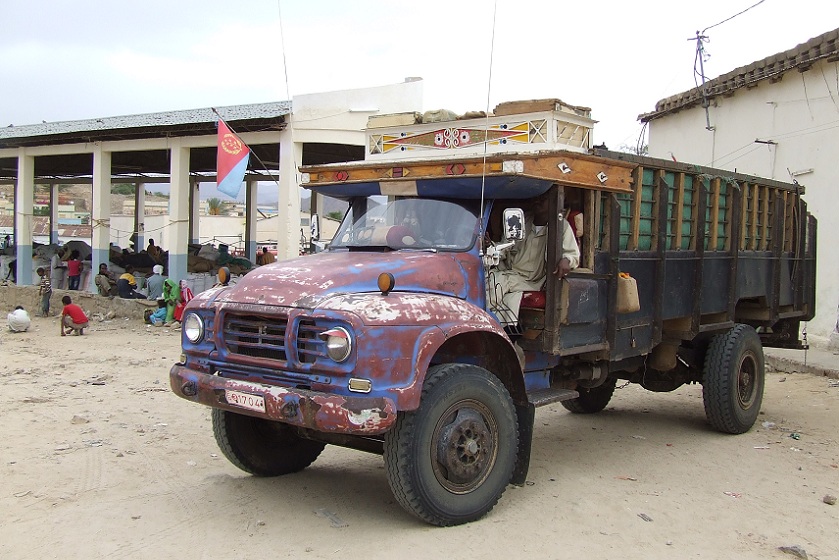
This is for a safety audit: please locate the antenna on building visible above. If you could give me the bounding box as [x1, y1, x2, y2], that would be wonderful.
[689, 30, 714, 131]
[687, 0, 767, 132]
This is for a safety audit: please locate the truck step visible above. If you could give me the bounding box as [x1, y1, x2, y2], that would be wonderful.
[527, 388, 580, 408]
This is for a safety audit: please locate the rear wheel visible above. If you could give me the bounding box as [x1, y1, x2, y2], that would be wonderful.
[383, 364, 518, 526]
[703, 324, 765, 434]
[561, 377, 617, 414]
[212, 409, 325, 476]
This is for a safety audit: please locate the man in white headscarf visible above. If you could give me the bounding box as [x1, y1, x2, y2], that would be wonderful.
[7, 306, 31, 332]
[146, 264, 165, 300]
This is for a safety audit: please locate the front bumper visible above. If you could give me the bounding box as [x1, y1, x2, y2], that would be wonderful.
[170, 364, 397, 435]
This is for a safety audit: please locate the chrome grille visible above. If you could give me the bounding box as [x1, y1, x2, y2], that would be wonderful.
[297, 319, 328, 363]
[224, 314, 288, 361]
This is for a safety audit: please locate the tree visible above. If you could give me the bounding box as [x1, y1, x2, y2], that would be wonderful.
[327, 211, 344, 221]
[111, 184, 136, 195]
[206, 197, 230, 216]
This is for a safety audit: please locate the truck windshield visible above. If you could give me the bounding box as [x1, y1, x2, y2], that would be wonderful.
[331, 197, 479, 251]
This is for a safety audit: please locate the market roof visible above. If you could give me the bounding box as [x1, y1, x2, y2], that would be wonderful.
[0, 101, 291, 180]
[639, 28, 839, 122]
[0, 101, 291, 148]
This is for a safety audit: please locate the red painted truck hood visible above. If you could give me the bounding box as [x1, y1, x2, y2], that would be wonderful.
[213, 251, 477, 309]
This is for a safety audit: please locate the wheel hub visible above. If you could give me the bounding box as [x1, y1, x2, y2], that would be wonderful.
[737, 354, 757, 408]
[433, 405, 497, 491]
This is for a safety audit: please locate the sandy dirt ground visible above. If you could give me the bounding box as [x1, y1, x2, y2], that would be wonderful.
[1, 315, 837, 560]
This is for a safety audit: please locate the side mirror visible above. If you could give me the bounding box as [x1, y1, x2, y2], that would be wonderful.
[311, 214, 320, 241]
[502, 208, 525, 241]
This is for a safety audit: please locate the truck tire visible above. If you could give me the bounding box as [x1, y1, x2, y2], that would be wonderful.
[702, 324, 765, 434]
[383, 363, 519, 526]
[560, 378, 617, 414]
[212, 409, 325, 476]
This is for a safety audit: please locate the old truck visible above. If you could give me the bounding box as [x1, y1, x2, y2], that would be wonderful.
[170, 103, 816, 526]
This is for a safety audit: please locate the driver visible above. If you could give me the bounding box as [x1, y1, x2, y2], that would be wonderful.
[487, 191, 579, 323]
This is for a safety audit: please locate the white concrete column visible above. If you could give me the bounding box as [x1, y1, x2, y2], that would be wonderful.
[245, 179, 258, 260]
[277, 132, 302, 259]
[14, 149, 35, 285]
[169, 141, 191, 283]
[91, 146, 112, 292]
[189, 180, 200, 244]
[49, 183, 60, 244]
[134, 182, 145, 252]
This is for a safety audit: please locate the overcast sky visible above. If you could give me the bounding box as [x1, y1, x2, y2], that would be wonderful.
[2, 0, 837, 152]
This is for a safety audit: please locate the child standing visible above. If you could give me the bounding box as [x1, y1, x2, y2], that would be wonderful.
[60, 295, 89, 336]
[37, 267, 52, 317]
[66, 250, 82, 290]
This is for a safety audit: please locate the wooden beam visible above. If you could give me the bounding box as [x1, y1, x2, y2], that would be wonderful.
[629, 166, 644, 251]
[303, 151, 636, 193]
[759, 186, 770, 251]
[709, 178, 721, 251]
[673, 172, 685, 250]
[784, 190, 795, 252]
[749, 183, 759, 250]
[740, 184, 749, 249]
[652, 170, 666, 252]
[584, 189, 598, 267]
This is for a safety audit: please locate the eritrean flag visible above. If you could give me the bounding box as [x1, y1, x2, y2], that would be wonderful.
[216, 119, 250, 199]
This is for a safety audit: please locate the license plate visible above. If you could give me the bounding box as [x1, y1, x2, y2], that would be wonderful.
[225, 390, 266, 413]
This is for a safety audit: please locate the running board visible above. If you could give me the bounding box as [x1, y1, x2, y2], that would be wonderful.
[527, 388, 580, 408]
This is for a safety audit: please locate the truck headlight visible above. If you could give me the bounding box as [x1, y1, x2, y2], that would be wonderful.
[184, 313, 204, 343]
[319, 327, 352, 362]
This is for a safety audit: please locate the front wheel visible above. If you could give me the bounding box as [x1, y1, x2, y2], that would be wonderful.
[703, 324, 765, 434]
[212, 409, 325, 476]
[383, 364, 519, 526]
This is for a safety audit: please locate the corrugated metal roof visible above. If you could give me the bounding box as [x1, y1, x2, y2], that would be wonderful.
[0, 100, 291, 145]
[639, 28, 839, 122]
[0, 215, 70, 236]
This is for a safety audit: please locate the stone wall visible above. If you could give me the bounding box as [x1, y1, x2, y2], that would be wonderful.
[0, 283, 154, 321]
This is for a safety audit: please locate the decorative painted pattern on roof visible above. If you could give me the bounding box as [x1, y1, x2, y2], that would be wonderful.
[639, 28, 839, 122]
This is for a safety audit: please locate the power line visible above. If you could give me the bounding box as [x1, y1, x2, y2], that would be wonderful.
[702, 0, 766, 34]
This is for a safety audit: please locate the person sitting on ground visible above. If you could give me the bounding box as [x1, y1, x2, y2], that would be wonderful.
[146, 264, 165, 300]
[95, 263, 118, 297]
[7, 305, 31, 332]
[117, 265, 144, 299]
[146, 238, 163, 264]
[37, 267, 52, 317]
[146, 299, 168, 326]
[173, 279, 194, 324]
[60, 296, 89, 336]
[162, 278, 180, 324]
[256, 246, 275, 266]
[487, 190, 580, 324]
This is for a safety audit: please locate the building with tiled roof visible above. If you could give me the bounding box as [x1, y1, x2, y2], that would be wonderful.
[640, 29, 839, 123]
[640, 28, 839, 341]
